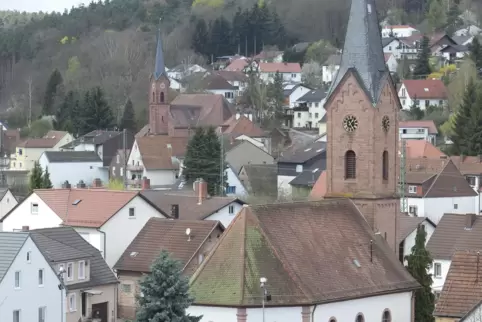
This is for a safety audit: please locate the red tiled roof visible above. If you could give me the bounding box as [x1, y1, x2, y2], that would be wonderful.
[224, 58, 248, 72]
[33, 189, 140, 227]
[402, 79, 448, 99]
[399, 120, 438, 134]
[405, 140, 446, 158]
[259, 62, 301, 73]
[222, 115, 265, 137]
[136, 136, 188, 170]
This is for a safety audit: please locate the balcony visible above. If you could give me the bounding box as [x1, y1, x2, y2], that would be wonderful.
[127, 164, 144, 171]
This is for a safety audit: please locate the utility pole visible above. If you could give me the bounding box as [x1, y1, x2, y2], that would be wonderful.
[123, 129, 127, 190]
[399, 139, 407, 213]
[220, 134, 224, 196]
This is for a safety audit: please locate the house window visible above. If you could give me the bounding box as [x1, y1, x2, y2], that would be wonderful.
[355, 314, 364, 322]
[454, 203, 458, 209]
[78, 261, 85, 280]
[315, 103, 319, 107]
[38, 269, 44, 286]
[409, 206, 418, 216]
[116, 155, 120, 163]
[414, 99, 419, 105]
[291, 73, 296, 78]
[388, 46, 392, 50]
[226, 186, 236, 194]
[120, 167, 124, 176]
[18, 149, 22, 156]
[315, 113, 319, 118]
[112, 167, 115, 176]
[121, 284, 132, 293]
[27, 251, 31, 263]
[439, 100, 443, 105]
[13, 310, 20, 322]
[297, 113, 301, 118]
[425, 100, 430, 107]
[67, 263, 73, 281]
[229, 205, 235, 214]
[296, 164, 303, 173]
[129, 208, 135, 218]
[14, 271, 20, 288]
[38, 307, 46, 322]
[402, 100, 406, 105]
[434, 262, 442, 277]
[224, 92, 234, 99]
[382, 151, 389, 180]
[401, 88, 406, 97]
[382, 310, 391, 322]
[68, 293, 77, 312]
[345, 150, 356, 179]
[467, 176, 477, 186]
[408, 185, 417, 194]
[152, 92, 155, 102]
[19, 162, 22, 168]
[31, 203, 39, 214]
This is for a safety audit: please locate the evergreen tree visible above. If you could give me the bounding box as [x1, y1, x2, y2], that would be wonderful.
[405, 226, 435, 322]
[409, 98, 424, 120]
[29, 162, 43, 192]
[231, 7, 244, 54]
[192, 18, 209, 57]
[41, 166, 53, 189]
[451, 79, 478, 155]
[54, 90, 79, 133]
[445, 3, 462, 36]
[183, 127, 225, 196]
[119, 98, 136, 132]
[427, 0, 447, 32]
[136, 251, 202, 322]
[470, 37, 482, 70]
[43, 69, 64, 116]
[268, 72, 285, 122]
[209, 17, 233, 58]
[77, 86, 114, 135]
[413, 36, 431, 79]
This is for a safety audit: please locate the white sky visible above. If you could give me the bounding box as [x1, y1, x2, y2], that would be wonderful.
[0, 0, 85, 13]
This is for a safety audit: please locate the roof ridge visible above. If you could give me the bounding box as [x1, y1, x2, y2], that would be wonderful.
[182, 221, 220, 271]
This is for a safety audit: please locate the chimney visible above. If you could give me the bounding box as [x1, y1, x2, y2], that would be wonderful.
[142, 176, 151, 190]
[466, 213, 477, 229]
[62, 180, 71, 189]
[195, 178, 208, 205]
[93, 178, 102, 188]
[76, 180, 86, 188]
[171, 204, 179, 219]
[21, 226, 29, 232]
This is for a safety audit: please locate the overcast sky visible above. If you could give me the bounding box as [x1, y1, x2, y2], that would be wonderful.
[0, 0, 85, 13]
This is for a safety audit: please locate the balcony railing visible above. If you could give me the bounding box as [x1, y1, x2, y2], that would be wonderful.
[127, 164, 144, 171]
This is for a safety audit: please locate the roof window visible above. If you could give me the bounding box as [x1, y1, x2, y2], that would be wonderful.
[130, 252, 139, 258]
[72, 199, 82, 206]
[424, 88, 429, 91]
[304, 148, 312, 152]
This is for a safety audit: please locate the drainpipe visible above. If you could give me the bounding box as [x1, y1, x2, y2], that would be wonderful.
[97, 229, 107, 260]
[311, 304, 318, 322]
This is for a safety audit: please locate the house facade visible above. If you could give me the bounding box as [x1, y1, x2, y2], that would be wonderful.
[399, 120, 438, 144]
[225, 165, 247, 197]
[294, 89, 327, 128]
[283, 84, 312, 108]
[258, 62, 302, 83]
[322, 54, 341, 83]
[39, 151, 106, 188]
[109, 149, 130, 182]
[398, 79, 448, 110]
[381, 25, 418, 37]
[0, 188, 18, 222]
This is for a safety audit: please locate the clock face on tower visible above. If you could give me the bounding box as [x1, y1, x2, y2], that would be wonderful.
[382, 116, 390, 132]
[343, 115, 358, 132]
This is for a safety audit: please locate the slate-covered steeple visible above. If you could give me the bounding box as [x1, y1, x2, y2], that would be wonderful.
[153, 28, 166, 80]
[327, 0, 388, 104]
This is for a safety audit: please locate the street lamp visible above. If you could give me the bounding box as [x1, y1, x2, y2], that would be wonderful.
[260, 277, 271, 322]
[58, 266, 66, 322]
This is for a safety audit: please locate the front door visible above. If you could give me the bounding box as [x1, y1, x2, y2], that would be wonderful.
[91, 302, 108, 322]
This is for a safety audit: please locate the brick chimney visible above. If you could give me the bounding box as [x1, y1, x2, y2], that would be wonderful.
[195, 178, 208, 205]
[142, 176, 151, 190]
[21, 226, 29, 232]
[77, 180, 86, 188]
[92, 178, 102, 188]
[466, 213, 477, 229]
[62, 180, 71, 189]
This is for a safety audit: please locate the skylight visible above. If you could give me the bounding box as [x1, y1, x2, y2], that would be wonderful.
[316, 149, 323, 152]
[72, 199, 82, 206]
[130, 252, 139, 258]
[353, 259, 361, 268]
[424, 88, 429, 91]
[304, 148, 312, 152]
[312, 168, 319, 173]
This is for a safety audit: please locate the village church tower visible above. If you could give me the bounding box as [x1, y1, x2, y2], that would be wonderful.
[324, 0, 401, 251]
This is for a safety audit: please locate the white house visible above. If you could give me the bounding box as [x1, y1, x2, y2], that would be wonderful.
[382, 37, 419, 60]
[426, 213, 482, 297]
[0, 188, 18, 223]
[283, 84, 312, 108]
[38, 151, 106, 188]
[214, 70, 248, 93]
[322, 54, 341, 83]
[0, 227, 118, 322]
[398, 79, 448, 110]
[381, 25, 418, 38]
[404, 160, 478, 224]
[385, 53, 398, 72]
[188, 201, 419, 322]
[167, 64, 206, 80]
[258, 62, 302, 83]
[455, 25, 481, 36]
[127, 136, 188, 188]
[0, 188, 167, 267]
[399, 120, 438, 144]
[398, 216, 436, 265]
[225, 164, 247, 197]
[203, 74, 238, 103]
[294, 89, 327, 127]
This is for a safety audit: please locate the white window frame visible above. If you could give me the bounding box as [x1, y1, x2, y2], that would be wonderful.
[408, 185, 417, 194]
[13, 310, 20, 322]
[296, 164, 303, 173]
[38, 306, 46, 322]
[38, 269, 44, 286]
[434, 262, 442, 277]
[78, 261, 85, 280]
[112, 166, 115, 176]
[129, 207, 135, 218]
[14, 271, 20, 289]
[68, 293, 77, 312]
[120, 167, 124, 176]
[66, 262, 74, 281]
[31, 203, 39, 214]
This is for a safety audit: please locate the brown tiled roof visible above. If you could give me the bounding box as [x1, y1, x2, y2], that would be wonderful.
[451, 155, 482, 175]
[239, 164, 277, 199]
[434, 250, 482, 318]
[427, 214, 482, 260]
[190, 200, 419, 307]
[17, 138, 60, 148]
[140, 191, 244, 221]
[399, 120, 438, 134]
[225, 58, 248, 72]
[114, 218, 221, 273]
[10, 189, 142, 227]
[222, 116, 265, 137]
[136, 136, 188, 170]
[259, 62, 301, 73]
[406, 157, 448, 173]
[44, 130, 69, 140]
[422, 160, 477, 198]
[398, 215, 431, 243]
[405, 140, 446, 159]
[405, 172, 436, 184]
[214, 70, 248, 82]
[203, 74, 236, 90]
[310, 171, 327, 199]
[401, 79, 448, 99]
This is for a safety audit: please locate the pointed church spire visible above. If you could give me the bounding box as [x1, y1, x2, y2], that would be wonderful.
[153, 20, 166, 80]
[327, 0, 388, 104]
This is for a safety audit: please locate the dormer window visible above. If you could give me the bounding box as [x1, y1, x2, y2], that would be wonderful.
[408, 185, 417, 194]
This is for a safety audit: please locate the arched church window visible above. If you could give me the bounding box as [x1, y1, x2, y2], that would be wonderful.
[382, 151, 389, 180]
[345, 150, 356, 179]
[152, 92, 155, 102]
[160, 92, 165, 103]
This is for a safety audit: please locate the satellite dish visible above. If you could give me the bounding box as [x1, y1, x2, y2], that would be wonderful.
[186, 228, 191, 236]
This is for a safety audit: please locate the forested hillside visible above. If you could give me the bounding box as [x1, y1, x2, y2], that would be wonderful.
[0, 0, 477, 130]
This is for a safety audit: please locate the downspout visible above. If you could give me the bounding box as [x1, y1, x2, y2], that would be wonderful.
[311, 304, 318, 322]
[97, 229, 107, 260]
